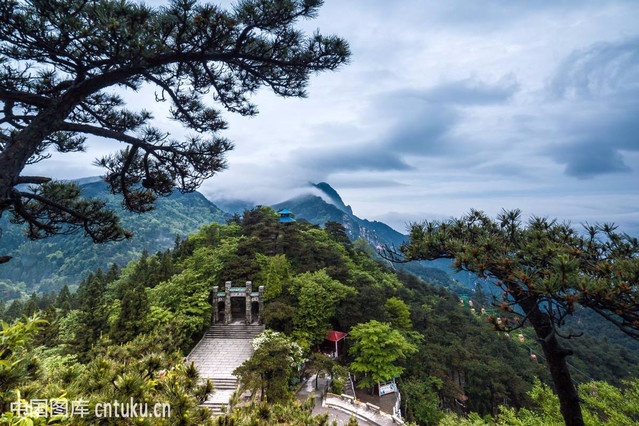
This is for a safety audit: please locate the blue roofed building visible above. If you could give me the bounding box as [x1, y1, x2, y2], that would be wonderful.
[278, 208, 296, 223]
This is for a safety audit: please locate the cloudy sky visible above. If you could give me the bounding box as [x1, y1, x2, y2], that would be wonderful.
[28, 0, 639, 235]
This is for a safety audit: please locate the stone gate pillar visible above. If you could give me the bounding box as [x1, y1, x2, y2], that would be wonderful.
[224, 281, 231, 325]
[258, 285, 264, 325]
[245, 281, 253, 325]
[212, 286, 219, 324]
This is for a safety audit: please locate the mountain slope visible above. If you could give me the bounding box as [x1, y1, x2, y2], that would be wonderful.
[273, 183, 406, 248]
[0, 179, 228, 296]
[271, 183, 476, 293]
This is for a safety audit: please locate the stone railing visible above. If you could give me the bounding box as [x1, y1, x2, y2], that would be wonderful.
[323, 393, 402, 426]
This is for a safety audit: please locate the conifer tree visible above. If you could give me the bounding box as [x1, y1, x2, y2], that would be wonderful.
[55, 284, 73, 311]
[0, 0, 349, 263]
[105, 262, 121, 284]
[112, 280, 149, 343]
[75, 269, 108, 355]
[23, 292, 38, 316]
[396, 209, 639, 426]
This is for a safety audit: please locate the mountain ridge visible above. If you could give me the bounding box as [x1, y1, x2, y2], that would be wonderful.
[0, 179, 229, 296]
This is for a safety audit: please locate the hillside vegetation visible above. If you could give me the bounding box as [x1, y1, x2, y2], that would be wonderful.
[0, 179, 228, 296]
[1, 207, 637, 424]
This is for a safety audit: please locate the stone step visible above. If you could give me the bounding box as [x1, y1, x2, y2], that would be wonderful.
[205, 335, 261, 340]
[205, 326, 264, 339]
[212, 384, 236, 390]
[210, 379, 238, 390]
[205, 334, 261, 339]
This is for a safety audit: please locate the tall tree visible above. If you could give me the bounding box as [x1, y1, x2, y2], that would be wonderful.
[395, 209, 639, 426]
[75, 269, 108, 355]
[290, 269, 355, 347]
[234, 330, 304, 403]
[348, 320, 417, 392]
[384, 297, 412, 331]
[0, 0, 349, 262]
[112, 279, 149, 343]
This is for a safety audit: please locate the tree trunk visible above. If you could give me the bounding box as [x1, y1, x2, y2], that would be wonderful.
[0, 104, 70, 206]
[520, 297, 584, 426]
[537, 332, 584, 425]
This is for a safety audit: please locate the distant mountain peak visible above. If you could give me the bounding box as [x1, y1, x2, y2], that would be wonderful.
[311, 182, 353, 215]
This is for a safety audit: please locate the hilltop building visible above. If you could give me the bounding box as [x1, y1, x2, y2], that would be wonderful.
[278, 208, 296, 223]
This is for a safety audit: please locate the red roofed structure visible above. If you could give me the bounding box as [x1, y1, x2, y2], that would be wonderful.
[326, 330, 347, 342]
[323, 330, 347, 358]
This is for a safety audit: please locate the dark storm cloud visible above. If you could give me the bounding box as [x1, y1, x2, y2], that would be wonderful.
[378, 76, 519, 156]
[550, 37, 639, 100]
[547, 37, 639, 178]
[297, 144, 412, 173]
[421, 75, 519, 105]
[330, 178, 408, 189]
[294, 76, 520, 172]
[382, 103, 457, 156]
[551, 142, 630, 178]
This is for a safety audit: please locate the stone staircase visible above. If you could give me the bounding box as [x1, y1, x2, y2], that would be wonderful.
[188, 323, 265, 416]
[204, 324, 265, 339]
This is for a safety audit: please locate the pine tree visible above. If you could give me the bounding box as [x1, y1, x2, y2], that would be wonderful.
[398, 209, 639, 426]
[24, 292, 39, 316]
[56, 284, 73, 313]
[75, 271, 108, 355]
[105, 263, 121, 284]
[112, 280, 149, 344]
[0, 0, 349, 261]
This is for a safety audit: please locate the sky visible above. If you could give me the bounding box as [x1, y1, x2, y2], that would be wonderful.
[26, 0, 639, 235]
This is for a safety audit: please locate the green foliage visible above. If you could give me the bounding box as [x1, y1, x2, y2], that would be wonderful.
[0, 315, 46, 412]
[402, 209, 639, 425]
[111, 279, 149, 344]
[290, 269, 355, 347]
[400, 377, 444, 425]
[234, 331, 304, 404]
[0, 181, 228, 295]
[1, 316, 213, 425]
[330, 377, 345, 395]
[214, 398, 331, 425]
[4, 204, 638, 425]
[0, 0, 349, 267]
[384, 297, 412, 331]
[256, 253, 291, 301]
[308, 352, 338, 390]
[263, 301, 296, 334]
[489, 378, 639, 425]
[73, 270, 109, 356]
[348, 320, 418, 390]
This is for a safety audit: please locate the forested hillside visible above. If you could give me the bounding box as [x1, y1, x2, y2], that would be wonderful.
[0, 179, 228, 296]
[1, 207, 638, 424]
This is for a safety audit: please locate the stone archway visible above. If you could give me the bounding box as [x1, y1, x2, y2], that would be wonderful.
[230, 297, 246, 322]
[212, 281, 264, 325]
